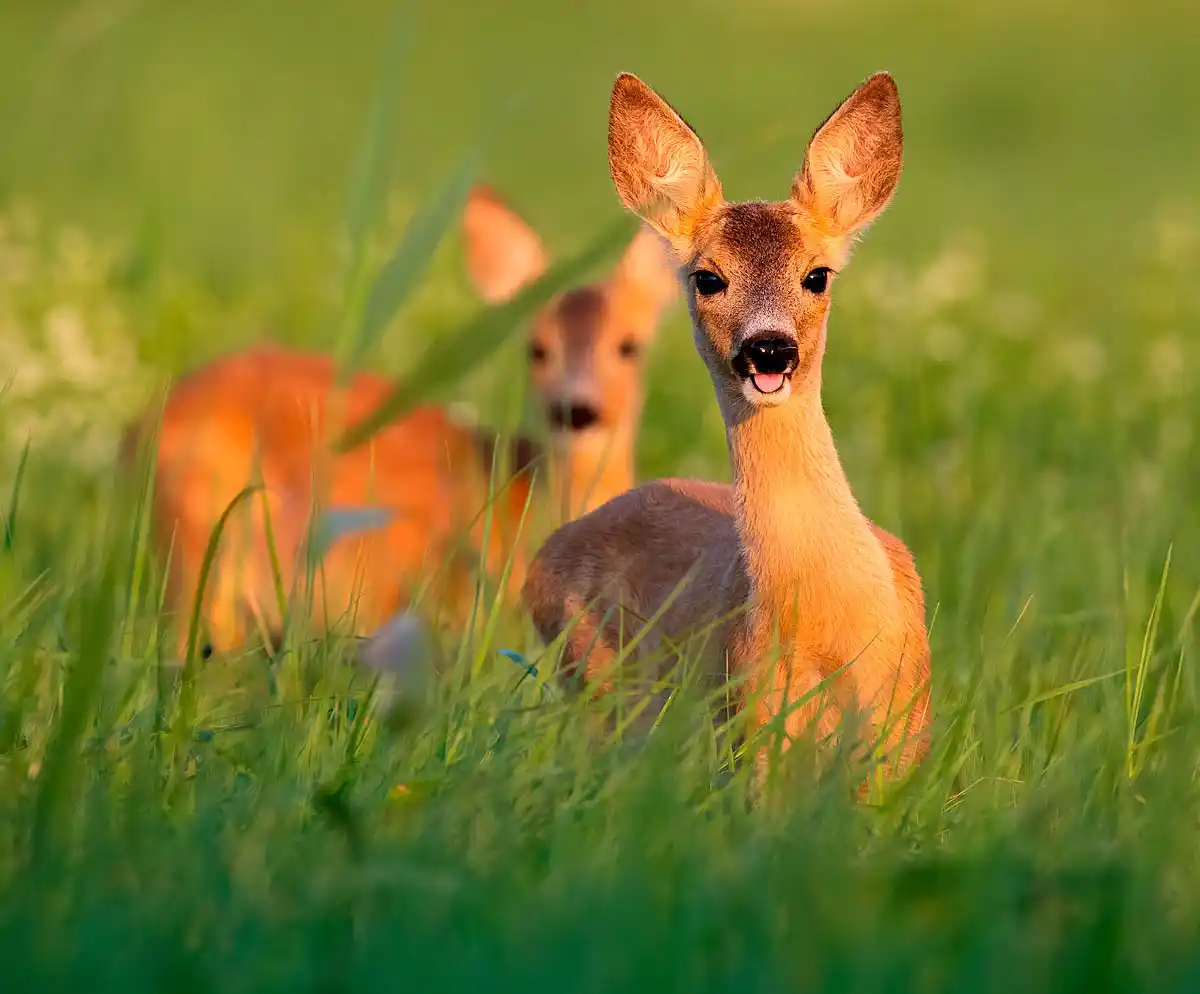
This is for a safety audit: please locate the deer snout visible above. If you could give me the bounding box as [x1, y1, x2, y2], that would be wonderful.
[732, 334, 799, 376]
[730, 333, 800, 402]
[546, 397, 602, 432]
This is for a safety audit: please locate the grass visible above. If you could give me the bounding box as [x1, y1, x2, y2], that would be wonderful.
[3, 0, 1200, 989]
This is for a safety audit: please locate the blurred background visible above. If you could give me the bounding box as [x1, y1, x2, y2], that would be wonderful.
[1, 0, 1199, 660]
[6, 6, 1200, 979]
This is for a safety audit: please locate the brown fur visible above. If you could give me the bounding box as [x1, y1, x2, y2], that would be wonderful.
[523, 71, 931, 780]
[122, 183, 677, 658]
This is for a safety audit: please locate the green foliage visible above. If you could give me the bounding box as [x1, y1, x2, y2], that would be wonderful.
[1, 0, 1200, 989]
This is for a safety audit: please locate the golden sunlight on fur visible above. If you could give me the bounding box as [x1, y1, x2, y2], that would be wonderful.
[523, 71, 931, 784]
[120, 183, 677, 660]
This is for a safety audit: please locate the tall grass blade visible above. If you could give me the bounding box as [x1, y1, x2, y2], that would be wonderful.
[256, 487, 289, 649]
[999, 669, 1126, 715]
[337, 5, 411, 366]
[335, 213, 639, 452]
[117, 411, 161, 649]
[1126, 545, 1171, 779]
[2, 438, 30, 552]
[173, 485, 263, 754]
[344, 149, 480, 371]
[31, 531, 120, 866]
[469, 447, 536, 680]
[342, 5, 409, 257]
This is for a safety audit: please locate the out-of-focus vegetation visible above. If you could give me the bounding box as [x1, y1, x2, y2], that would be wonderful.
[2, 1, 1200, 989]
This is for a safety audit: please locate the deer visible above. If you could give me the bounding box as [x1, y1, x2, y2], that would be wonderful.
[119, 182, 678, 662]
[521, 71, 932, 783]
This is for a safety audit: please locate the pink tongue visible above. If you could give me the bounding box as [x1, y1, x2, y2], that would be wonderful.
[752, 373, 785, 394]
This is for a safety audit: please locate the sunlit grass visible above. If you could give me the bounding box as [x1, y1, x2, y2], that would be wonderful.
[3, 0, 1200, 989]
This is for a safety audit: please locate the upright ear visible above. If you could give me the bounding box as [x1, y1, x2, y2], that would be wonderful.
[606, 225, 680, 340]
[462, 183, 549, 304]
[607, 73, 723, 248]
[791, 72, 903, 240]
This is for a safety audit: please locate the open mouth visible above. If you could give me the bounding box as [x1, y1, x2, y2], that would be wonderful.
[749, 372, 787, 394]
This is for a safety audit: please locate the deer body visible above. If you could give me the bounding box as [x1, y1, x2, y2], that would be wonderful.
[523, 72, 931, 775]
[123, 184, 676, 658]
[525, 477, 747, 694]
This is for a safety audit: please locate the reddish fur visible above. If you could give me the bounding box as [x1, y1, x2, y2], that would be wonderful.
[123, 184, 677, 657]
[523, 71, 932, 782]
[123, 349, 505, 652]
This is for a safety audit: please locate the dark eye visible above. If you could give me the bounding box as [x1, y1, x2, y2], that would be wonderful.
[529, 341, 547, 364]
[618, 338, 640, 360]
[692, 270, 727, 296]
[802, 267, 831, 294]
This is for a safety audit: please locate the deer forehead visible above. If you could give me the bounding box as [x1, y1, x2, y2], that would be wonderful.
[695, 201, 830, 289]
[541, 285, 626, 353]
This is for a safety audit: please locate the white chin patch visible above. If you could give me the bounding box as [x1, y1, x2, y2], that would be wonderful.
[741, 375, 792, 406]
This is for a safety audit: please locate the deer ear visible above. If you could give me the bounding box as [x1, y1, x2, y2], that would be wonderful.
[791, 72, 903, 240]
[606, 225, 680, 342]
[462, 183, 549, 304]
[607, 73, 723, 249]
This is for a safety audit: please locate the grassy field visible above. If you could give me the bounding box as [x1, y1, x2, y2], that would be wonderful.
[3, 0, 1200, 989]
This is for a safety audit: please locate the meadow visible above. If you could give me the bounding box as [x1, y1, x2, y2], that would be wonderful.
[3, 0, 1200, 989]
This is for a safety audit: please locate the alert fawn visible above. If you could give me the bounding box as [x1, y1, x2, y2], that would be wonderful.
[121, 182, 677, 660]
[522, 71, 931, 779]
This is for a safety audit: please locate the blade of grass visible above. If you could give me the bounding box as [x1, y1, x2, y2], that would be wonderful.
[469, 447, 537, 682]
[172, 485, 264, 760]
[339, 69, 531, 375]
[342, 149, 480, 372]
[256, 486, 290, 652]
[343, 5, 410, 258]
[118, 408, 162, 655]
[998, 669, 1126, 715]
[31, 529, 121, 866]
[1126, 545, 1172, 779]
[337, 5, 412, 368]
[2, 437, 30, 552]
[335, 213, 640, 453]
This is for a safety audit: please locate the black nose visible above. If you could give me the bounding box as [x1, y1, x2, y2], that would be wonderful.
[731, 335, 799, 378]
[548, 402, 600, 432]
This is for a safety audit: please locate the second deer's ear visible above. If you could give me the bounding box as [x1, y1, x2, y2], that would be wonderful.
[607, 73, 723, 249]
[607, 225, 680, 341]
[791, 72, 904, 241]
[462, 183, 549, 304]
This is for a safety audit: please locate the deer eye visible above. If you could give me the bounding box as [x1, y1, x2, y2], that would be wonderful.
[802, 267, 831, 294]
[618, 338, 640, 360]
[692, 270, 727, 296]
[529, 341, 547, 364]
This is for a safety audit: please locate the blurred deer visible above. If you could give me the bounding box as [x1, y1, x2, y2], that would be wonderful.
[120, 183, 677, 659]
[522, 72, 931, 780]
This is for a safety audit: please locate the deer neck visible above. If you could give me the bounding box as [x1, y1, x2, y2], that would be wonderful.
[548, 423, 636, 523]
[724, 378, 893, 643]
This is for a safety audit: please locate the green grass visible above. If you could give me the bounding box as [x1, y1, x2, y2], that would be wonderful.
[3, 0, 1200, 989]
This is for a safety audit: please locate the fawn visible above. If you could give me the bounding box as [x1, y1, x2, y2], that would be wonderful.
[121, 182, 677, 660]
[522, 71, 931, 779]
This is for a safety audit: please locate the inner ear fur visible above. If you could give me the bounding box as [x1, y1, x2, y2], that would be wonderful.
[607, 72, 723, 246]
[791, 72, 903, 239]
[607, 225, 680, 340]
[462, 182, 549, 304]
